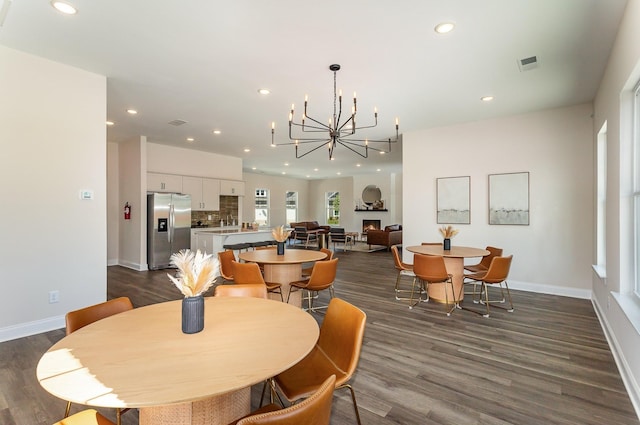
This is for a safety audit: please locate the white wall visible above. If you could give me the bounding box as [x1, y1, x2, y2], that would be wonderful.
[147, 143, 242, 180]
[403, 103, 594, 297]
[592, 0, 640, 414]
[0, 46, 107, 341]
[107, 142, 119, 266]
[309, 178, 354, 226]
[242, 173, 311, 227]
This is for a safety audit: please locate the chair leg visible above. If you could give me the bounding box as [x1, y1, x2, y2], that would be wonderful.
[338, 383, 362, 425]
[64, 401, 71, 418]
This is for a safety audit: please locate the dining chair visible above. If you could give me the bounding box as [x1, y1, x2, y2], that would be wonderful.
[272, 298, 366, 425]
[52, 408, 116, 425]
[464, 246, 503, 273]
[232, 261, 283, 301]
[302, 248, 333, 277]
[287, 258, 338, 312]
[390, 245, 417, 301]
[230, 375, 335, 425]
[218, 250, 236, 282]
[214, 283, 268, 298]
[410, 254, 456, 316]
[461, 255, 514, 317]
[64, 297, 133, 425]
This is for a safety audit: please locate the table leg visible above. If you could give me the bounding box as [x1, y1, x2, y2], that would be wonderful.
[427, 257, 464, 303]
[263, 263, 302, 307]
[139, 387, 250, 425]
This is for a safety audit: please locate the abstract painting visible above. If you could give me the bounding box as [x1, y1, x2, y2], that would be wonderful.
[489, 172, 530, 225]
[437, 176, 470, 224]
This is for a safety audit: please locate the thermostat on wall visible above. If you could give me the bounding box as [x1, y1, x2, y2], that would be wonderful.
[79, 190, 94, 200]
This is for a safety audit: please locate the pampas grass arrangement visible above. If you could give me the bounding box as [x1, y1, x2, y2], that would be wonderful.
[439, 225, 459, 239]
[168, 249, 220, 297]
[272, 225, 292, 243]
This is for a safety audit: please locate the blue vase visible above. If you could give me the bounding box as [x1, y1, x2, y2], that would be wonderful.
[182, 295, 204, 334]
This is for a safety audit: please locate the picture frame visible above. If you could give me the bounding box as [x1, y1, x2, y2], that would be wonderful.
[488, 172, 530, 225]
[436, 176, 470, 224]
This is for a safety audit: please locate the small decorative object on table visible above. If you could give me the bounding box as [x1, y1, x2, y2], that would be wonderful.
[168, 249, 220, 334]
[272, 225, 292, 255]
[439, 225, 459, 251]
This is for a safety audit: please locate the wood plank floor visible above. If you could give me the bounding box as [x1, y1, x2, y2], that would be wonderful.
[1, 247, 638, 425]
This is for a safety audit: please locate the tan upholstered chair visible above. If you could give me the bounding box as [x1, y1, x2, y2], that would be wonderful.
[390, 245, 416, 300]
[302, 248, 333, 277]
[64, 297, 133, 425]
[462, 255, 514, 317]
[232, 261, 283, 301]
[218, 250, 236, 282]
[230, 375, 335, 425]
[273, 298, 366, 425]
[214, 283, 268, 298]
[52, 409, 116, 425]
[287, 258, 338, 312]
[410, 254, 456, 316]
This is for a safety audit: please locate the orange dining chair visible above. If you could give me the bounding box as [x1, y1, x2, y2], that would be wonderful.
[410, 254, 456, 316]
[302, 248, 333, 277]
[287, 258, 338, 312]
[390, 245, 416, 300]
[271, 298, 366, 425]
[64, 297, 133, 425]
[214, 283, 268, 298]
[52, 409, 116, 425]
[230, 375, 335, 425]
[218, 250, 236, 282]
[462, 255, 514, 317]
[232, 261, 283, 301]
[464, 246, 503, 274]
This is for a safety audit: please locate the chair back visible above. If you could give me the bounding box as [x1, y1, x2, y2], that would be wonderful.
[218, 250, 236, 281]
[319, 248, 333, 261]
[65, 297, 133, 335]
[214, 284, 268, 299]
[413, 254, 449, 283]
[236, 375, 336, 425]
[480, 246, 503, 269]
[317, 298, 366, 384]
[306, 258, 338, 291]
[391, 245, 406, 271]
[232, 261, 266, 285]
[482, 255, 513, 284]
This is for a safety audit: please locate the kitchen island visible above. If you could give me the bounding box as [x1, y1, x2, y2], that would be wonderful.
[192, 228, 276, 254]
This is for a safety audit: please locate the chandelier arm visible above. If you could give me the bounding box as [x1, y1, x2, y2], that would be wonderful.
[290, 121, 328, 132]
[335, 140, 368, 158]
[339, 139, 391, 153]
[337, 115, 356, 134]
[295, 140, 333, 159]
[297, 112, 330, 130]
[339, 137, 397, 144]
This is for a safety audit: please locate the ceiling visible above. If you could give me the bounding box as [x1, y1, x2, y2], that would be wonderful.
[0, 0, 628, 179]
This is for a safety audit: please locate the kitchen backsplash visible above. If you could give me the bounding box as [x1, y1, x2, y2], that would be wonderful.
[191, 195, 239, 227]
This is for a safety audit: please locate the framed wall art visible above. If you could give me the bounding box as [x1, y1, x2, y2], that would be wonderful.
[488, 172, 530, 225]
[436, 176, 470, 224]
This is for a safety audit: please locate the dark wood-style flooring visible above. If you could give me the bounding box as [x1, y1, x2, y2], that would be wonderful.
[1, 247, 638, 425]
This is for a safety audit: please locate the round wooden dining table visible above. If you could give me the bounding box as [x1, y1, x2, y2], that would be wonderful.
[239, 248, 327, 306]
[406, 245, 489, 302]
[37, 297, 319, 425]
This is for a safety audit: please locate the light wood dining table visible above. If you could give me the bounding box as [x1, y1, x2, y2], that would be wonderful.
[37, 297, 319, 425]
[406, 245, 489, 302]
[239, 248, 327, 306]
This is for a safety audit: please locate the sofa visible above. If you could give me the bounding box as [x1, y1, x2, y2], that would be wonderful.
[366, 224, 402, 251]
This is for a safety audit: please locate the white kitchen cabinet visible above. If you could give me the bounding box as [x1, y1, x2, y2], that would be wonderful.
[182, 176, 220, 211]
[147, 172, 182, 193]
[220, 180, 245, 196]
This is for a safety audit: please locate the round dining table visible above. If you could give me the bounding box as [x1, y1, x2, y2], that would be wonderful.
[37, 297, 319, 425]
[406, 245, 489, 302]
[239, 248, 327, 306]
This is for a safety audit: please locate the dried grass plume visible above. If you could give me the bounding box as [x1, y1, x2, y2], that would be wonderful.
[272, 225, 292, 243]
[439, 225, 459, 239]
[167, 249, 220, 297]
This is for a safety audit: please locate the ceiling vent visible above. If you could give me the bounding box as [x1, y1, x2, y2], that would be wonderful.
[168, 119, 187, 126]
[518, 55, 538, 72]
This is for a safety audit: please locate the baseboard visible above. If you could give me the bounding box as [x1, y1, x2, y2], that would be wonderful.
[0, 315, 64, 343]
[116, 260, 148, 271]
[508, 279, 592, 299]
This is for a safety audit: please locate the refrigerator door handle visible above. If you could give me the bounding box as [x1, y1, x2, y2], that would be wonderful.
[169, 203, 174, 243]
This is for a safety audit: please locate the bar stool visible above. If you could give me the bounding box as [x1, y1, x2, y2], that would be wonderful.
[223, 243, 251, 252]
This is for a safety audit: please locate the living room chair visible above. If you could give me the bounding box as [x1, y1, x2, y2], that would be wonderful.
[410, 254, 456, 316]
[64, 297, 133, 425]
[272, 298, 366, 425]
[302, 248, 333, 277]
[214, 283, 268, 298]
[287, 258, 338, 312]
[390, 245, 417, 301]
[232, 261, 283, 301]
[53, 409, 116, 425]
[218, 250, 236, 282]
[231, 375, 335, 425]
[293, 226, 318, 249]
[461, 255, 514, 317]
[329, 227, 352, 251]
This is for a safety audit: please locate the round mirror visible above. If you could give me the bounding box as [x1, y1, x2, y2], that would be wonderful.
[362, 185, 382, 206]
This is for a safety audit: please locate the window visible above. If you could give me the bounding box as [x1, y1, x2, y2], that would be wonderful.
[596, 122, 607, 274]
[326, 191, 340, 225]
[286, 191, 298, 224]
[255, 188, 269, 227]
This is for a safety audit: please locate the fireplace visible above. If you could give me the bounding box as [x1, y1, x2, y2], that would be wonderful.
[362, 220, 381, 233]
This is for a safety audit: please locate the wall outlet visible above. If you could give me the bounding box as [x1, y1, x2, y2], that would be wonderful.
[49, 290, 60, 304]
[208, 215, 212, 220]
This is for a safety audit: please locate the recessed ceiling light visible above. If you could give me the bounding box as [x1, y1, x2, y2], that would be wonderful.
[244, 148, 251, 152]
[435, 22, 454, 34]
[306, 175, 310, 178]
[258, 89, 271, 95]
[51, 1, 77, 15]
[284, 163, 289, 166]
[281, 171, 286, 175]
[187, 138, 194, 142]
[106, 121, 114, 126]
[252, 167, 257, 170]
[126, 109, 137, 115]
[213, 130, 221, 135]
[314, 168, 319, 172]
[379, 151, 385, 155]
[481, 96, 494, 102]
[356, 163, 361, 167]
[337, 172, 341, 175]
[376, 168, 381, 172]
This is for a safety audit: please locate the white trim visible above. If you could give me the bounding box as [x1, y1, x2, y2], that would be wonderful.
[592, 264, 607, 280]
[0, 315, 64, 343]
[508, 279, 592, 299]
[116, 260, 148, 271]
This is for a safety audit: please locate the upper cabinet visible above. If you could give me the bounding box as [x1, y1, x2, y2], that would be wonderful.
[147, 172, 182, 193]
[182, 176, 220, 211]
[220, 180, 245, 196]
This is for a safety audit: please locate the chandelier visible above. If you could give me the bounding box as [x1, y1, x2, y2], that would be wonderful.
[270, 64, 399, 160]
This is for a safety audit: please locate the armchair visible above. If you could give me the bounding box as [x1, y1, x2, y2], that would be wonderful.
[366, 224, 403, 251]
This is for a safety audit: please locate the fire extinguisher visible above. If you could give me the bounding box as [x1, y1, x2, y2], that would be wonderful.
[124, 202, 131, 220]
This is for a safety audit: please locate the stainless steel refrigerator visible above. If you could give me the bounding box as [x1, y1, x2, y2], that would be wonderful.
[147, 193, 191, 270]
